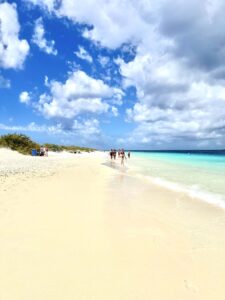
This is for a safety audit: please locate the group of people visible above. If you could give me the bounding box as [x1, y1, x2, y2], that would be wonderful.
[109, 149, 131, 165]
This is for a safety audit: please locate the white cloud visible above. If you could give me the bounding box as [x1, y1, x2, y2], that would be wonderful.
[98, 55, 110, 67]
[123, 81, 225, 148]
[118, 46, 225, 147]
[24, 0, 225, 147]
[75, 46, 93, 63]
[37, 70, 123, 119]
[32, 17, 57, 55]
[72, 118, 100, 136]
[25, 0, 57, 12]
[111, 106, 118, 117]
[0, 119, 102, 145]
[25, 0, 151, 48]
[0, 121, 74, 136]
[0, 120, 88, 134]
[0, 122, 48, 132]
[0, 2, 29, 69]
[19, 91, 31, 104]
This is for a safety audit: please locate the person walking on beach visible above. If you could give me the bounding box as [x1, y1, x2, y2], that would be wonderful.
[40, 146, 45, 156]
[45, 147, 49, 157]
[110, 149, 113, 160]
[113, 149, 116, 160]
[121, 149, 126, 166]
[128, 152, 130, 158]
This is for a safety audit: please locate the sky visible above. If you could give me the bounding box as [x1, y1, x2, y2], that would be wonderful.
[0, 0, 225, 149]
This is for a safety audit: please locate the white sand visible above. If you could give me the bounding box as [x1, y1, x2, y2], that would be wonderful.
[0, 148, 103, 186]
[0, 149, 225, 300]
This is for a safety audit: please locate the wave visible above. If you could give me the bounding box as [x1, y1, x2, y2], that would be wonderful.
[129, 171, 225, 210]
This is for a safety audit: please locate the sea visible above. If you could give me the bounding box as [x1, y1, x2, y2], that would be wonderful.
[127, 150, 225, 209]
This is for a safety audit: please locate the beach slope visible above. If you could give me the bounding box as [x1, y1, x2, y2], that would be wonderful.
[0, 150, 225, 300]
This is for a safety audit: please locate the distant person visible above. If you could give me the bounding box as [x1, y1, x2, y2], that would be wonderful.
[110, 149, 113, 160]
[40, 146, 45, 156]
[128, 152, 130, 158]
[113, 149, 116, 160]
[45, 147, 48, 157]
[121, 149, 126, 166]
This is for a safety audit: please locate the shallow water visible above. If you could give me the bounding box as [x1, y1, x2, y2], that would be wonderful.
[127, 151, 225, 208]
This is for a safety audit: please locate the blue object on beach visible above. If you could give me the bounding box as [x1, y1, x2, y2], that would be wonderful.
[31, 149, 37, 156]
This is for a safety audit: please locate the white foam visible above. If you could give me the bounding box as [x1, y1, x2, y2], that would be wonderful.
[153, 177, 225, 208]
[129, 170, 225, 210]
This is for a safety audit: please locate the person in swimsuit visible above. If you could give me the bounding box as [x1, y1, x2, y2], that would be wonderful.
[110, 149, 113, 160]
[113, 149, 116, 160]
[45, 147, 49, 157]
[40, 146, 45, 156]
[121, 149, 126, 166]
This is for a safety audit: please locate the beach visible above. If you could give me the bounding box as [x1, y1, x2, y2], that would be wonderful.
[1, 149, 225, 300]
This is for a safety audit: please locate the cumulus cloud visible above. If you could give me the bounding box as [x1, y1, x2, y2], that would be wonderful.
[116, 0, 225, 147]
[24, 0, 225, 147]
[0, 119, 97, 134]
[117, 42, 225, 146]
[0, 2, 29, 69]
[75, 46, 93, 63]
[0, 119, 103, 146]
[25, 0, 225, 70]
[19, 91, 31, 104]
[32, 17, 57, 55]
[0, 122, 50, 132]
[120, 50, 225, 147]
[25, 0, 150, 48]
[37, 70, 123, 119]
[72, 118, 101, 138]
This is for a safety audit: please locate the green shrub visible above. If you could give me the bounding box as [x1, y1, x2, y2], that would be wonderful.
[44, 143, 64, 152]
[0, 133, 95, 155]
[0, 134, 40, 155]
[44, 143, 95, 153]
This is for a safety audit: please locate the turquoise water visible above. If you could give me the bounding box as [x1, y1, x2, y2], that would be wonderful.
[128, 151, 225, 207]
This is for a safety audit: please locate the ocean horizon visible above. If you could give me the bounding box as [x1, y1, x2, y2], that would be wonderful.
[129, 150, 225, 154]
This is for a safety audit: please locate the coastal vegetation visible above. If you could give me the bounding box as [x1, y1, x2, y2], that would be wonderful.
[0, 133, 95, 155]
[44, 143, 95, 153]
[0, 134, 40, 155]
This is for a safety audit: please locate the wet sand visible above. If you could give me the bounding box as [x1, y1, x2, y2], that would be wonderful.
[1, 153, 225, 299]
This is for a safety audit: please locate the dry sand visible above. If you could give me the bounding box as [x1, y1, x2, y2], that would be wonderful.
[0, 149, 225, 300]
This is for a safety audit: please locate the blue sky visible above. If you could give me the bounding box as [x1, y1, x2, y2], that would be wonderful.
[0, 0, 225, 149]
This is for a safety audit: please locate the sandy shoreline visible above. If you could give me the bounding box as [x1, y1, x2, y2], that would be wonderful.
[1, 150, 225, 299]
